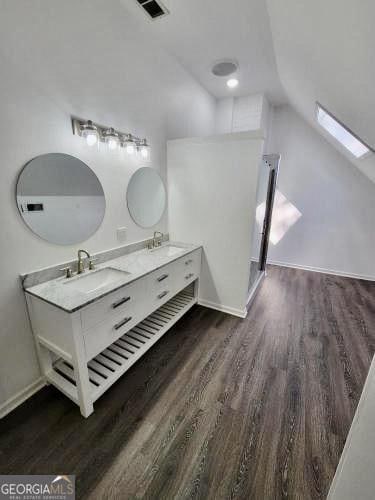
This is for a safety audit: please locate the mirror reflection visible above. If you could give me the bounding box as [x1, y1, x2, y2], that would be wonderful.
[127, 167, 166, 228]
[16, 153, 106, 245]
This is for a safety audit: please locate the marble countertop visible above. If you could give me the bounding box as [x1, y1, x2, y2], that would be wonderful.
[25, 242, 201, 313]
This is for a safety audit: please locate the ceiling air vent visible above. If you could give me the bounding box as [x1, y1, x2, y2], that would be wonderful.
[136, 0, 169, 20]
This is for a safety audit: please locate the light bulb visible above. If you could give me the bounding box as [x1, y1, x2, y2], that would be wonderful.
[138, 139, 150, 160]
[81, 120, 98, 146]
[227, 78, 239, 89]
[123, 135, 136, 155]
[126, 143, 136, 155]
[104, 127, 119, 151]
[85, 132, 98, 146]
[107, 138, 118, 150]
[140, 146, 149, 159]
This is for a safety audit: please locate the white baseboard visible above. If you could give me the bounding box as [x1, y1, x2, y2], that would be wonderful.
[0, 377, 45, 419]
[268, 260, 375, 282]
[247, 271, 265, 307]
[198, 299, 247, 318]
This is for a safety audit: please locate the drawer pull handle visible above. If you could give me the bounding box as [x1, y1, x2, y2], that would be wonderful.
[185, 273, 194, 280]
[157, 291, 169, 299]
[185, 259, 193, 265]
[114, 316, 132, 330]
[112, 296, 131, 309]
[157, 273, 169, 282]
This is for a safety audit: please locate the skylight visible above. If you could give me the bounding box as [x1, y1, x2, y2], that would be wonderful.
[316, 103, 371, 159]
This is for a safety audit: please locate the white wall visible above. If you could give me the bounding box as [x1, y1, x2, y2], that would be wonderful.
[0, 1, 216, 411]
[328, 355, 375, 500]
[215, 98, 235, 135]
[266, 105, 375, 279]
[168, 132, 264, 317]
[215, 94, 270, 137]
[232, 95, 268, 133]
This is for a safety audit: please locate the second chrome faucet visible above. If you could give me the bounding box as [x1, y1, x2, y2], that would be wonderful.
[147, 231, 163, 249]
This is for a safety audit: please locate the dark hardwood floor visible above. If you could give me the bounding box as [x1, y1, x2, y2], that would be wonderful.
[1, 265, 375, 499]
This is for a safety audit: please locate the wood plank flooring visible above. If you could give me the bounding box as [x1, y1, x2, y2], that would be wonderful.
[1, 265, 375, 499]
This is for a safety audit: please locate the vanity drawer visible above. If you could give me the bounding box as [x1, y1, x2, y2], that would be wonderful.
[80, 278, 146, 331]
[148, 286, 177, 311]
[83, 308, 143, 361]
[174, 250, 201, 288]
[147, 263, 177, 294]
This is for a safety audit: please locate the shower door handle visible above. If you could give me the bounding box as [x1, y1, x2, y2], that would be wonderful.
[261, 218, 267, 235]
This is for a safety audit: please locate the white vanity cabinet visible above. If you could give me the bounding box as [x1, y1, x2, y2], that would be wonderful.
[26, 248, 201, 417]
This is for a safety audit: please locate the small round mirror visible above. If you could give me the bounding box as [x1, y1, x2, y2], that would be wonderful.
[127, 167, 166, 228]
[16, 153, 106, 245]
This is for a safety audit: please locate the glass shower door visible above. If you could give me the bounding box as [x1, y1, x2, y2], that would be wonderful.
[248, 154, 280, 292]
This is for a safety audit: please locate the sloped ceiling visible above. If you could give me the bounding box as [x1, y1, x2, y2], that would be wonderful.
[0, 0, 216, 141]
[266, 0, 375, 182]
[124, 0, 374, 181]
[122, 0, 286, 103]
[1, 0, 373, 180]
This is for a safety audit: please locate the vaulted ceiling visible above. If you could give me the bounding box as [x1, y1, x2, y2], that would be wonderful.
[2, 0, 373, 180]
[0, 0, 216, 141]
[123, 0, 375, 182]
[122, 0, 286, 103]
[266, 0, 375, 182]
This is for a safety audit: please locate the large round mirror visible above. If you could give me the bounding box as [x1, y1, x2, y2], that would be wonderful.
[16, 153, 106, 245]
[127, 167, 166, 228]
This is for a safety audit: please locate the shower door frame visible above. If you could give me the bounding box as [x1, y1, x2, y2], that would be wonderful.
[258, 154, 280, 271]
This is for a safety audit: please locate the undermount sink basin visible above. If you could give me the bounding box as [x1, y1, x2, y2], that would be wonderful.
[150, 245, 185, 257]
[63, 268, 130, 294]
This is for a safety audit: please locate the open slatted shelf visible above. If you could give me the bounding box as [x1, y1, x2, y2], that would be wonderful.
[51, 284, 196, 404]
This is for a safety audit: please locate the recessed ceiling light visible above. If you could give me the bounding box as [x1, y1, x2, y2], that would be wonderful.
[316, 103, 372, 159]
[227, 78, 239, 89]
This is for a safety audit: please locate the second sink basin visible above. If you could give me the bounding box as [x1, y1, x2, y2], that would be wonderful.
[63, 268, 130, 294]
[150, 244, 185, 257]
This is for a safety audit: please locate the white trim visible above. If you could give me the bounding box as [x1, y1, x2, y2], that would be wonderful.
[37, 335, 73, 362]
[0, 377, 45, 419]
[167, 130, 265, 146]
[268, 260, 375, 282]
[327, 355, 375, 498]
[198, 299, 247, 318]
[247, 271, 265, 307]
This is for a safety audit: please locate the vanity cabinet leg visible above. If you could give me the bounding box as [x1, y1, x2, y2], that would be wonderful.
[71, 313, 94, 418]
[36, 343, 53, 378]
[26, 294, 53, 382]
[72, 360, 94, 418]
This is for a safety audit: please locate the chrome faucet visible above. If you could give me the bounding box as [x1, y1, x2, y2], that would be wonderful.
[77, 249, 91, 274]
[147, 232, 164, 249]
[153, 231, 163, 247]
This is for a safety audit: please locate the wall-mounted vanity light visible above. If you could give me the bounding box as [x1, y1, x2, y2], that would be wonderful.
[139, 139, 150, 159]
[123, 134, 136, 155]
[72, 118, 150, 160]
[80, 120, 99, 146]
[103, 127, 120, 151]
